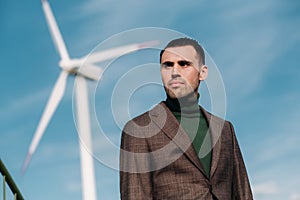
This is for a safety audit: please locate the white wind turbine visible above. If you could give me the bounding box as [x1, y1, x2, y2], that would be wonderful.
[22, 1, 158, 200]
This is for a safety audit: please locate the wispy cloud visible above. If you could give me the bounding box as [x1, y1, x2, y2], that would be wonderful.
[160, 2, 294, 113]
[65, 180, 81, 192]
[290, 193, 300, 200]
[0, 88, 49, 120]
[26, 140, 79, 171]
[0, 80, 75, 122]
[253, 181, 279, 195]
[68, 0, 202, 52]
[246, 101, 300, 199]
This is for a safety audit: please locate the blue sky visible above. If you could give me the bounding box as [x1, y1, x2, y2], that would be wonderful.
[1, 0, 300, 199]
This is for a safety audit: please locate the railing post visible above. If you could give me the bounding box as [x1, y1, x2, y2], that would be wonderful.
[3, 175, 6, 200]
[0, 160, 24, 200]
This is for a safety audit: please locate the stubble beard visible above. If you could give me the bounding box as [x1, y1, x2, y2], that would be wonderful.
[164, 84, 199, 99]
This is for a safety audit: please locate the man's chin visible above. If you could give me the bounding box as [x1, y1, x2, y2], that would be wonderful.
[164, 87, 198, 100]
[165, 89, 188, 99]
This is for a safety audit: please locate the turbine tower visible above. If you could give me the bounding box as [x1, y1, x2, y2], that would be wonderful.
[22, 1, 158, 200]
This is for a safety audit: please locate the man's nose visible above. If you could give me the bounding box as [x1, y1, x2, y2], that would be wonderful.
[171, 64, 180, 78]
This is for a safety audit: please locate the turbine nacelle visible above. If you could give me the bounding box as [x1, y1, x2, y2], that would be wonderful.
[59, 59, 102, 81]
[58, 59, 81, 75]
[59, 58, 82, 72]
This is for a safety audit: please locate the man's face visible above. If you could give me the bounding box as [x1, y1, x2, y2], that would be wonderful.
[160, 45, 207, 99]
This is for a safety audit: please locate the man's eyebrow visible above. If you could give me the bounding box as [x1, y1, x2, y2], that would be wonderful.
[161, 61, 174, 65]
[178, 60, 192, 65]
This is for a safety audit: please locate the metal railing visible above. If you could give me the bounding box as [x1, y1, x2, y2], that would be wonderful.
[0, 159, 24, 200]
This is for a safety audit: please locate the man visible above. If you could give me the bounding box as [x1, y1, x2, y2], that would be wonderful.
[120, 38, 253, 199]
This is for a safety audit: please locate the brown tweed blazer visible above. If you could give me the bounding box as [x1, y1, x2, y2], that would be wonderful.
[120, 102, 253, 200]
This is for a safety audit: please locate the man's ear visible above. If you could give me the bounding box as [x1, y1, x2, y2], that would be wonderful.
[199, 65, 208, 81]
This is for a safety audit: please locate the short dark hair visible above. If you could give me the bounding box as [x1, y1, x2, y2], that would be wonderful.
[159, 37, 205, 65]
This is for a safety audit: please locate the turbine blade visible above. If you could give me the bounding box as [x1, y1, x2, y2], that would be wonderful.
[21, 152, 33, 174]
[42, 0, 70, 61]
[83, 40, 159, 64]
[22, 70, 68, 173]
[77, 64, 103, 81]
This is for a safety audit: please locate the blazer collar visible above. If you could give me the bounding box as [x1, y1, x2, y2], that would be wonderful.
[149, 102, 224, 178]
[200, 107, 224, 178]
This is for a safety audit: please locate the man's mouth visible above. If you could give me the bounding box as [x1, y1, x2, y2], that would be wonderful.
[168, 80, 184, 88]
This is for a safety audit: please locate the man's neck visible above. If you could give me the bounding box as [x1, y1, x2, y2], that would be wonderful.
[165, 92, 200, 113]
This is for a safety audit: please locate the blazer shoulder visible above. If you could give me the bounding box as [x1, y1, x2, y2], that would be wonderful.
[200, 106, 231, 123]
[123, 102, 165, 131]
[200, 106, 234, 133]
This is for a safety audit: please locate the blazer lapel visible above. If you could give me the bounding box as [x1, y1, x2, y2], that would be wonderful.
[200, 107, 224, 178]
[150, 102, 206, 176]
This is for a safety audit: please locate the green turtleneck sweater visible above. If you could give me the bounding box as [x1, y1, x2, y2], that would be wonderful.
[165, 94, 212, 178]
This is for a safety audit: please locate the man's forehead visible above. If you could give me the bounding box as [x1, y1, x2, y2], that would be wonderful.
[162, 45, 198, 61]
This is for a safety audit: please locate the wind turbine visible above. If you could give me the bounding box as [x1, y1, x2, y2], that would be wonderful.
[22, 1, 158, 200]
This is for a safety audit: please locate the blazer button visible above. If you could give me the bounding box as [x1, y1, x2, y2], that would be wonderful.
[209, 184, 212, 192]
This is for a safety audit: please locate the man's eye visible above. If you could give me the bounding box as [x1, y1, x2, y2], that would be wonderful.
[162, 62, 174, 68]
[178, 61, 191, 67]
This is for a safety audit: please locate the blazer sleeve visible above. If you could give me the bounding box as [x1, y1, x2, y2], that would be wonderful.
[229, 122, 253, 200]
[119, 121, 153, 200]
